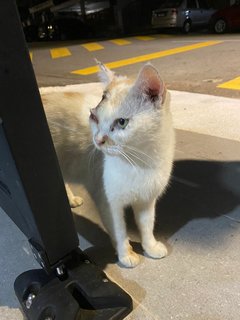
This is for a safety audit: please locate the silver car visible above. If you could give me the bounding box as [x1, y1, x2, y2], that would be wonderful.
[152, 0, 216, 33]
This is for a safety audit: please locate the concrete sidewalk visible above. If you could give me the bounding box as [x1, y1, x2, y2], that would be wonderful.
[0, 88, 240, 320]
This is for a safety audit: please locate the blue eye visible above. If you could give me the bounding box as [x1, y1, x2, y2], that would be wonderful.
[117, 118, 129, 129]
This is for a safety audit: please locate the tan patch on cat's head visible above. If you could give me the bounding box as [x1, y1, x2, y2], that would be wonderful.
[106, 76, 133, 93]
[102, 76, 134, 111]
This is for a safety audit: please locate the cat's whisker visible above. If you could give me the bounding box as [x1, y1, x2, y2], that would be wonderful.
[122, 145, 155, 164]
[86, 143, 95, 151]
[116, 148, 137, 170]
[125, 149, 153, 169]
[109, 145, 150, 169]
[88, 145, 97, 171]
[121, 153, 137, 170]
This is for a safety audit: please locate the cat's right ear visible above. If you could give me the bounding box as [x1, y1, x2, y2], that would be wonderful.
[133, 63, 166, 106]
[95, 59, 114, 86]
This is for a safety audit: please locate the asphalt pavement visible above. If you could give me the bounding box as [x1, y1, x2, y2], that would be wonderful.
[0, 83, 239, 319]
[29, 32, 240, 99]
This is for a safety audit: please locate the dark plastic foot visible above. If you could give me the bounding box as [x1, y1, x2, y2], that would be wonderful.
[14, 249, 132, 320]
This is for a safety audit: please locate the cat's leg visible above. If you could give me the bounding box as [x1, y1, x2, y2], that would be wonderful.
[133, 200, 168, 259]
[109, 203, 140, 268]
[65, 183, 83, 208]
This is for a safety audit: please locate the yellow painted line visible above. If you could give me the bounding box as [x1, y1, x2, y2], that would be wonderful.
[81, 42, 104, 51]
[29, 52, 33, 61]
[217, 76, 240, 91]
[158, 34, 173, 38]
[72, 40, 222, 76]
[50, 47, 71, 59]
[110, 38, 131, 46]
[135, 35, 155, 41]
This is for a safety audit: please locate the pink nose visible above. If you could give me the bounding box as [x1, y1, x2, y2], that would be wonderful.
[95, 135, 108, 146]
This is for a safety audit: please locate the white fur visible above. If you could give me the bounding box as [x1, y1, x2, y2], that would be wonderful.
[43, 64, 175, 268]
[90, 64, 175, 267]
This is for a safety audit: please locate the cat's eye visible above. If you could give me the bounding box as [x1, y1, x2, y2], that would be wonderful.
[117, 118, 129, 129]
[90, 110, 98, 124]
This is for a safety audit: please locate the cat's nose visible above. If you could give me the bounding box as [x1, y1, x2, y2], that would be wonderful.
[95, 135, 108, 146]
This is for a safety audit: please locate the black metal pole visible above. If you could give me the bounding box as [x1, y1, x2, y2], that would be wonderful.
[0, 0, 79, 269]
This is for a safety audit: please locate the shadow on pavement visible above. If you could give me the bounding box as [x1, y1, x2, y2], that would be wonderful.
[73, 159, 240, 268]
[155, 159, 240, 237]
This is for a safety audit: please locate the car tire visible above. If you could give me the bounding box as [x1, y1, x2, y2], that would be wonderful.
[182, 20, 191, 34]
[213, 18, 227, 34]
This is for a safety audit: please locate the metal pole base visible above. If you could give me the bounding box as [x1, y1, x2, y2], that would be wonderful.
[14, 249, 132, 320]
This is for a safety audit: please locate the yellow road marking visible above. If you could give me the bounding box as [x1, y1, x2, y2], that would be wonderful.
[81, 42, 104, 51]
[135, 35, 155, 41]
[110, 38, 131, 46]
[158, 34, 173, 38]
[50, 47, 71, 59]
[29, 52, 33, 61]
[217, 76, 240, 90]
[72, 40, 222, 76]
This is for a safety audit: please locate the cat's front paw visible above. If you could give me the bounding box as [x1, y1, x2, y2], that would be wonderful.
[69, 196, 83, 208]
[144, 241, 168, 259]
[119, 251, 140, 268]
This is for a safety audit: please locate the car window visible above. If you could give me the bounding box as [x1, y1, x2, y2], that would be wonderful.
[187, 0, 197, 8]
[198, 0, 209, 9]
[160, 0, 183, 8]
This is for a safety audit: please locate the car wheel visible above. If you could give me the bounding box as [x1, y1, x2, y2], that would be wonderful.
[182, 20, 191, 34]
[214, 18, 227, 34]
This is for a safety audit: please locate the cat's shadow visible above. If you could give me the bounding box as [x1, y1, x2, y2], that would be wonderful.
[73, 159, 240, 268]
[154, 159, 240, 238]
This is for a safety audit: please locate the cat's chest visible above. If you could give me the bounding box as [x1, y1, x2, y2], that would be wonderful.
[103, 156, 170, 204]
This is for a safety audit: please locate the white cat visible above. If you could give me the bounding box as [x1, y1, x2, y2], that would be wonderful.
[42, 63, 175, 268]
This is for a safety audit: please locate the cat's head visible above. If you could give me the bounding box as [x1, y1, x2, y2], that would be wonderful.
[89, 62, 169, 160]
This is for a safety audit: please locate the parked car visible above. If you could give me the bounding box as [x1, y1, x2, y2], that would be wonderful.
[209, 2, 240, 34]
[152, 0, 216, 33]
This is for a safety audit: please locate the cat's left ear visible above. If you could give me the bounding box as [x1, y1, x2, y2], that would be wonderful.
[95, 59, 114, 86]
[134, 63, 166, 106]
